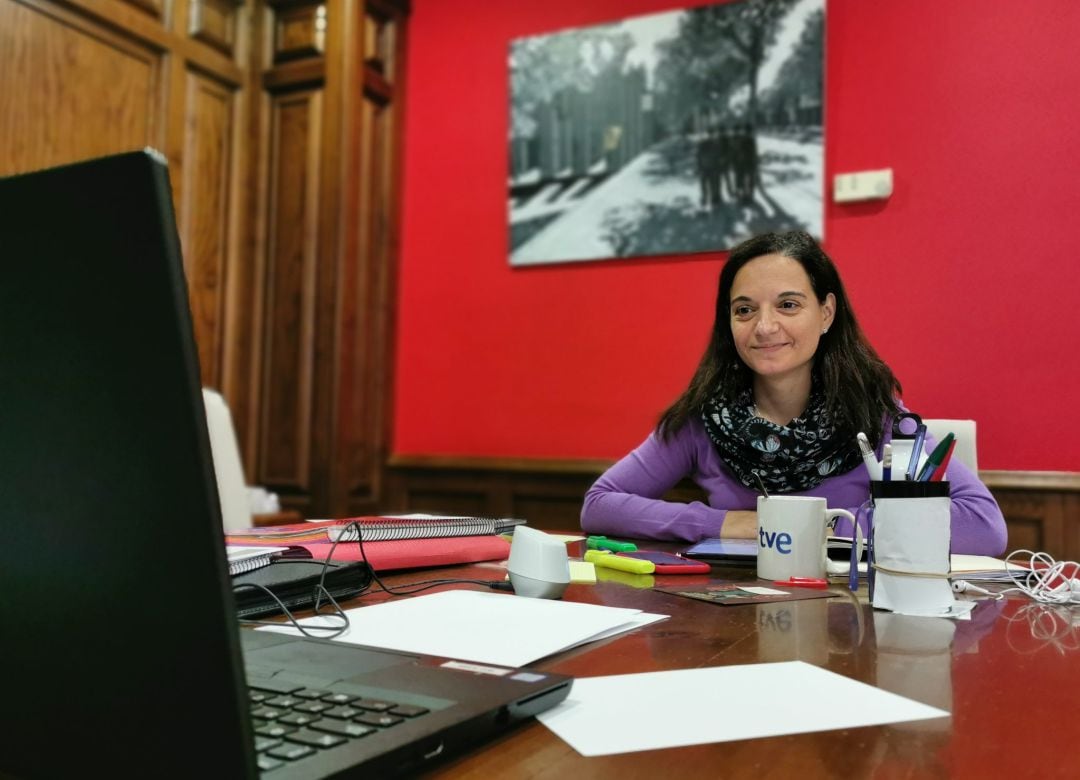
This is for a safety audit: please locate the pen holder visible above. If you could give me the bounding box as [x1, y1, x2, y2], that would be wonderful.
[869, 481, 953, 613]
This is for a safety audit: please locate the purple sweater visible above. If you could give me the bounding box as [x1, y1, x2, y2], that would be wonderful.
[581, 418, 1008, 556]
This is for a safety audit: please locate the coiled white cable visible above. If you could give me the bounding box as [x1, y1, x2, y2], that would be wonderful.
[1000, 550, 1080, 605]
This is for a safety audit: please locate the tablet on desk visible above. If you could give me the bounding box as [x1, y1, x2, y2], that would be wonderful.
[682, 538, 758, 566]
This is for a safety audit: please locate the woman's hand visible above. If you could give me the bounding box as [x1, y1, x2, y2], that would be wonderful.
[719, 510, 758, 540]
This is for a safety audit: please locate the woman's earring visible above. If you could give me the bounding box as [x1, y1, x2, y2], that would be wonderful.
[821, 328, 828, 335]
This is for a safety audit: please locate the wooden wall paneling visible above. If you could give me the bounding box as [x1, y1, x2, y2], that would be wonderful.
[177, 69, 239, 387]
[362, 0, 397, 77]
[992, 491, 1059, 555]
[511, 478, 597, 530]
[983, 471, 1080, 559]
[169, 0, 253, 422]
[187, 0, 242, 54]
[272, 1, 325, 61]
[257, 86, 322, 509]
[0, 0, 164, 176]
[325, 0, 368, 516]
[2, 0, 407, 519]
[339, 14, 402, 516]
[307, 0, 351, 519]
[1, 0, 257, 431]
[244, 0, 407, 518]
[120, 0, 165, 21]
[254, 0, 338, 516]
[214, 6, 261, 473]
[1064, 494, 1080, 562]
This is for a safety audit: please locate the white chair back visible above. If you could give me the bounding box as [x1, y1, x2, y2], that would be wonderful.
[201, 388, 253, 532]
[922, 418, 978, 472]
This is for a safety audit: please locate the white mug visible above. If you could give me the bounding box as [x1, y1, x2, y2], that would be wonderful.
[756, 496, 855, 581]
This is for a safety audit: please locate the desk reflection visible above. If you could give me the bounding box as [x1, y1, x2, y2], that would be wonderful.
[755, 593, 866, 666]
[1003, 602, 1080, 655]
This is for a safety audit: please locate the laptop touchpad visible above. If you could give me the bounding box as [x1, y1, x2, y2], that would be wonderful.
[248, 635, 415, 681]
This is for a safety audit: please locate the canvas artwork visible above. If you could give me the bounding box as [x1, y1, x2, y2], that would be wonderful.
[508, 0, 824, 267]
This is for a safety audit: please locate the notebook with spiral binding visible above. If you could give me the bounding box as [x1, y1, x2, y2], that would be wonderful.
[326, 514, 526, 542]
[226, 545, 284, 575]
[226, 514, 526, 545]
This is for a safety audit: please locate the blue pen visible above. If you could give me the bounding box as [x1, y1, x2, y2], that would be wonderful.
[881, 443, 892, 481]
[848, 503, 867, 591]
[905, 424, 927, 480]
[866, 505, 876, 600]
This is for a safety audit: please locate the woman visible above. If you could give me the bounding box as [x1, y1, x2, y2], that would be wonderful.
[581, 231, 1007, 556]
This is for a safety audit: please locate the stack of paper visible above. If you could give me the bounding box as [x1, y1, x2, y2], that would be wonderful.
[949, 554, 1025, 582]
[259, 589, 667, 667]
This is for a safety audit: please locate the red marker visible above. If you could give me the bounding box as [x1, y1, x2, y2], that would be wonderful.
[773, 577, 829, 589]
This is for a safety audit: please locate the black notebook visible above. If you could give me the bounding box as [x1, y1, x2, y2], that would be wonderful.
[232, 559, 372, 618]
[0, 150, 572, 779]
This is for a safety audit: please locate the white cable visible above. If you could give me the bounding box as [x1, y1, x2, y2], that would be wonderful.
[999, 550, 1080, 605]
[951, 580, 1003, 599]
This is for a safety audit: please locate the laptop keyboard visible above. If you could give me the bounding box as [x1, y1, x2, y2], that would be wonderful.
[249, 680, 430, 773]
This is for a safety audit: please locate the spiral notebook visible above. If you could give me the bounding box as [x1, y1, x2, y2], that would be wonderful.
[226, 545, 284, 575]
[325, 513, 526, 542]
[226, 514, 526, 545]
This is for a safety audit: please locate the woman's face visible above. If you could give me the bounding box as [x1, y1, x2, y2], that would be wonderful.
[728, 253, 835, 385]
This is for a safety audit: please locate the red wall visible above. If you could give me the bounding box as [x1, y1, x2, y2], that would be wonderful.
[393, 0, 1080, 471]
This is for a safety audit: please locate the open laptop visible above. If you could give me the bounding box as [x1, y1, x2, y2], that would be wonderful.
[0, 150, 571, 778]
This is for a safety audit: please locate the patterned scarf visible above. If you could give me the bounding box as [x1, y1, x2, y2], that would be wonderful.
[701, 387, 863, 493]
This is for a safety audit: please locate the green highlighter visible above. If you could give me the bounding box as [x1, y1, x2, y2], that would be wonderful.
[586, 535, 637, 553]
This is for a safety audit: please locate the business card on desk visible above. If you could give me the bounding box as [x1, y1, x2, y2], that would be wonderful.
[658, 582, 840, 606]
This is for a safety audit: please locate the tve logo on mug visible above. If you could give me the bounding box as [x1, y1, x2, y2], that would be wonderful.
[759, 529, 792, 554]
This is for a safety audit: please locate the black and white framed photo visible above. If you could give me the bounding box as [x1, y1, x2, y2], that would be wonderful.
[509, 0, 824, 266]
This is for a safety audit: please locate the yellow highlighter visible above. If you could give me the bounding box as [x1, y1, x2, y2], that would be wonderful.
[584, 549, 655, 574]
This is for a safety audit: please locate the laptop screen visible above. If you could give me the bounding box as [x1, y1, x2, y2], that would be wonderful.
[0, 151, 255, 777]
[1, 151, 574, 779]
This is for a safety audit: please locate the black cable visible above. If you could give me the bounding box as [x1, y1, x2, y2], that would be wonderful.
[234, 582, 350, 638]
[338, 519, 514, 597]
[231, 519, 514, 637]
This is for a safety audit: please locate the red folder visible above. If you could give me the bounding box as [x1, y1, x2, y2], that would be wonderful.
[292, 535, 510, 572]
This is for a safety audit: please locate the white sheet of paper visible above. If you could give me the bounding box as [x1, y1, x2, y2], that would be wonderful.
[565, 612, 668, 648]
[738, 586, 789, 596]
[537, 661, 949, 756]
[258, 590, 666, 668]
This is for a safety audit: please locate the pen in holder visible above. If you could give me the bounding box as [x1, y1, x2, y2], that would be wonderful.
[887, 412, 928, 482]
[869, 480, 953, 613]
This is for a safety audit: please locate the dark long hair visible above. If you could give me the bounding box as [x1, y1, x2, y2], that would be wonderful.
[657, 231, 901, 447]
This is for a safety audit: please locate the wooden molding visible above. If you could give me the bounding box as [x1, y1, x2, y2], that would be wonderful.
[389, 453, 1080, 488]
[387, 453, 617, 476]
[271, 2, 327, 63]
[188, 0, 242, 55]
[980, 470, 1080, 492]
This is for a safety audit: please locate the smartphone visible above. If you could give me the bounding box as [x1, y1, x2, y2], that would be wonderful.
[616, 550, 711, 574]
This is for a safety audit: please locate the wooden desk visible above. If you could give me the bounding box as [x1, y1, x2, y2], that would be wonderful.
[350, 550, 1079, 779]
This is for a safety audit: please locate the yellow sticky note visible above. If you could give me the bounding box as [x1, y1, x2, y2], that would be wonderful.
[569, 560, 597, 584]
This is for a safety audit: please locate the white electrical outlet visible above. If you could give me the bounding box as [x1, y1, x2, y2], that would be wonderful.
[833, 168, 893, 203]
